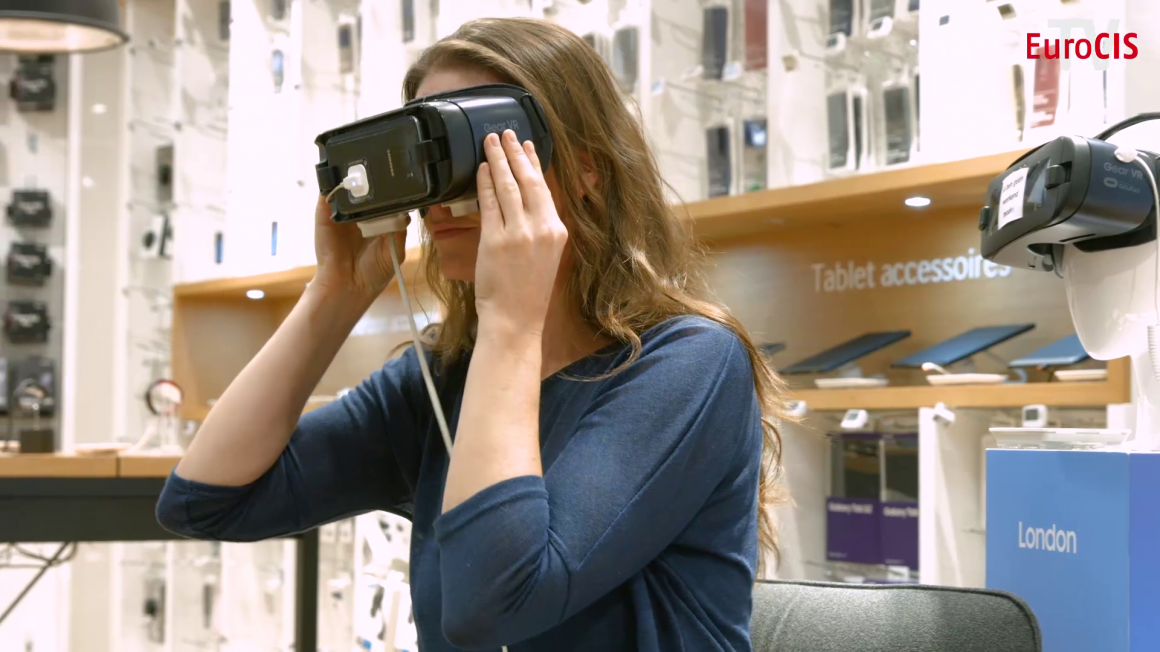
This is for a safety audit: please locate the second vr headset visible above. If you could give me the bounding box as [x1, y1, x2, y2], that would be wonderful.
[979, 115, 1160, 273]
[315, 83, 554, 236]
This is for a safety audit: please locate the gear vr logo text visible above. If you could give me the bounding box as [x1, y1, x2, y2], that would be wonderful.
[483, 119, 519, 134]
[1027, 19, 1139, 70]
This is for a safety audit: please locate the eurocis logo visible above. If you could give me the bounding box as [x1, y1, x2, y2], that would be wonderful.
[1027, 18, 1138, 70]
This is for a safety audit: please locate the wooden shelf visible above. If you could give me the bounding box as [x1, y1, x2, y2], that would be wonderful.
[0, 454, 119, 478]
[684, 149, 1027, 240]
[175, 265, 317, 300]
[118, 455, 181, 478]
[173, 248, 426, 421]
[174, 246, 425, 301]
[789, 359, 1131, 411]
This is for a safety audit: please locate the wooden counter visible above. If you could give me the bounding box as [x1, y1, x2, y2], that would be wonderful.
[0, 453, 182, 478]
[0, 453, 119, 478]
[117, 455, 182, 478]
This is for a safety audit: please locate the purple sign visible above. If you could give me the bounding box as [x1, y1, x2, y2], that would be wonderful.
[826, 497, 882, 565]
[881, 502, 919, 569]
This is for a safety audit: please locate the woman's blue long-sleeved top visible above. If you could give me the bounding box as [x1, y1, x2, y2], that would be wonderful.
[156, 315, 764, 651]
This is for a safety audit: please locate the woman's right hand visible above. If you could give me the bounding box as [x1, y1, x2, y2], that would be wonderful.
[312, 194, 409, 299]
[179, 197, 405, 488]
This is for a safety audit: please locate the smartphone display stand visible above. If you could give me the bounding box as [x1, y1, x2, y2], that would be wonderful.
[700, 6, 729, 81]
[825, 0, 857, 54]
[780, 331, 912, 377]
[612, 26, 639, 95]
[826, 85, 870, 175]
[338, 20, 358, 76]
[891, 324, 1036, 371]
[219, 1, 231, 41]
[743, 0, 768, 71]
[866, 0, 896, 38]
[742, 118, 768, 192]
[822, 0, 920, 174]
[582, 32, 611, 66]
[879, 77, 916, 167]
[705, 124, 732, 198]
[401, 0, 415, 44]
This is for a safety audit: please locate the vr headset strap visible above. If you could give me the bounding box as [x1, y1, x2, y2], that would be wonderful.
[315, 162, 341, 195]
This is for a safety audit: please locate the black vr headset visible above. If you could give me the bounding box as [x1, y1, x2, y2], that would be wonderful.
[980, 113, 1160, 274]
[314, 83, 554, 234]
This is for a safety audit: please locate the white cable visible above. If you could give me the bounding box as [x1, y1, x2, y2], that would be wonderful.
[387, 236, 454, 457]
[387, 235, 510, 652]
[388, 235, 509, 652]
[322, 188, 503, 652]
[1146, 157, 1160, 384]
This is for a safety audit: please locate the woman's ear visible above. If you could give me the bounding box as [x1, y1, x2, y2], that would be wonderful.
[579, 150, 599, 194]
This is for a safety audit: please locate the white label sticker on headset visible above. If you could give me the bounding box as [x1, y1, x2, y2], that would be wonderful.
[997, 167, 1028, 229]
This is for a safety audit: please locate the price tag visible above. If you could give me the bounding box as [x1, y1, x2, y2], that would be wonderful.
[723, 61, 742, 81]
[651, 78, 665, 96]
[997, 167, 1028, 229]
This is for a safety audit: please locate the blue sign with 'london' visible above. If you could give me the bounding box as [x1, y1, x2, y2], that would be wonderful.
[986, 450, 1160, 652]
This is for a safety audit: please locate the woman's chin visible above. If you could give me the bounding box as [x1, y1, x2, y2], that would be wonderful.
[431, 235, 479, 282]
[436, 255, 477, 282]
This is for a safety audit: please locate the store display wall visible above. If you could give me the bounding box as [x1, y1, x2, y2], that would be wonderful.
[3, 0, 1156, 650]
[0, 54, 69, 451]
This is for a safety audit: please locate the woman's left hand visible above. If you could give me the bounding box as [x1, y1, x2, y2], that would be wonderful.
[474, 129, 569, 337]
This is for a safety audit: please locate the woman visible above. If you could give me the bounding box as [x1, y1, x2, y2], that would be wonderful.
[158, 17, 789, 652]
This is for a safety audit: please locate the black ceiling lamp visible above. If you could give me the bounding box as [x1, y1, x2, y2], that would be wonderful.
[0, 0, 129, 54]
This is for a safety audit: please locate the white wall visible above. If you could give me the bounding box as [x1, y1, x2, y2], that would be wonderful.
[918, 407, 989, 588]
[1124, 0, 1160, 148]
[770, 419, 830, 581]
[0, 544, 74, 652]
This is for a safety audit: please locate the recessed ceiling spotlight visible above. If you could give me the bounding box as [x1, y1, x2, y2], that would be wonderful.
[905, 196, 932, 208]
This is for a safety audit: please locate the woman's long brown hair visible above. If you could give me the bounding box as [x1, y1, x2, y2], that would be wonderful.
[402, 17, 793, 575]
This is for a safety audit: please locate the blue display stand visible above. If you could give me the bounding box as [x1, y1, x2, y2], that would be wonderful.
[986, 449, 1160, 652]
